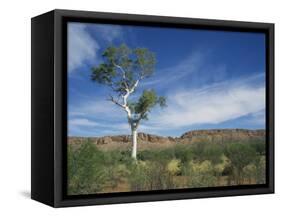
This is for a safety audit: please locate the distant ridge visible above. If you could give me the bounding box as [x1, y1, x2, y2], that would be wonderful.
[68, 129, 265, 150]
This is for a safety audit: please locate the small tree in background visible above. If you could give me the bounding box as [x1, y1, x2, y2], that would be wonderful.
[91, 44, 166, 160]
[225, 143, 257, 184]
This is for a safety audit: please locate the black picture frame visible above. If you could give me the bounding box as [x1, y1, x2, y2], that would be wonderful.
[31, 9, 274, 207]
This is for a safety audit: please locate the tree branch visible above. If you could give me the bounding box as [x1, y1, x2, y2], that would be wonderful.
[121, 89, 133, 119]
[129, 79, 139, 93]
[136, 111, 146, 122]
[108, 63, 141, 122]
[108, 92, 132, 119]
[113, 63, 126, 79]
[122, 90, 130, 107]
[113, 63, 129, 90]
[107, 95, 124, 108]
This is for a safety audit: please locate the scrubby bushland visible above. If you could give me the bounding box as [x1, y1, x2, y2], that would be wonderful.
[186, 160, 217, 188]
[67, 141, 107, 194]
[67, 139, 266, 195]
[128, 160, 178, 191]
[225, 143, 257, 184]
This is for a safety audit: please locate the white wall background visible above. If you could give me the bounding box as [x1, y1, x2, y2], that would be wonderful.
[0, 0, 279, 215]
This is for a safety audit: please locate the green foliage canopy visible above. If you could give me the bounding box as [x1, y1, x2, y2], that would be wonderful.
[92, 44, 156, 95]
[225, 143, 257, 171]
[91, 44, 166, 124]
[129, 89, 166, 121]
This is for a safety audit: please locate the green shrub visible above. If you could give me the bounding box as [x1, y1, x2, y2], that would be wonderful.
[242, 163, 257, 183]
[251, 140, 266, 155]
[138, 150, 160, 161]
[105, 163, 130, 188]
[67, 142, 106, 195]
[225, 143, 257, 184]
[128, 160, 177, 191]
[145, 161, 176, 190]
[128, 161, 150, 191]
[187, 160, 216, 188]
[202, 145, 224, 164]
[173, 145, 194, 164]
[191, 138, 212, 159]
[166, 159, 181, 176]
[213, 154, 230, 177]
[190, 141, 224, 164]
[255, 156, 266, 184]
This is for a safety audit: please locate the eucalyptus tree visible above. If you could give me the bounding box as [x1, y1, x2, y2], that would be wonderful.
[91, 44, 166, 159]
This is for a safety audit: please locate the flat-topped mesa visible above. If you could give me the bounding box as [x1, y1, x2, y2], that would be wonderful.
[179, 129, 265, 144]
[138, 132, 176, 143]
[100, 133, 172, 143]
[180, 129, 265, 139]
[68, 129, 265, 151]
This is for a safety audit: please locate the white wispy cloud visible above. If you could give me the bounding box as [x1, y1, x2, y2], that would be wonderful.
[142, 51, 204, 87]
[68, 117, 130, 136]
[68, 97, 131, 135]
[147, 76, 265, 129]
[67, 23, 123, 73]
[68, 72, 265, 136]
[68, 99, 124, 120]
[69, 82, 266, 136]
[69, 118, 99, 127]
[68, 23, 100, 72]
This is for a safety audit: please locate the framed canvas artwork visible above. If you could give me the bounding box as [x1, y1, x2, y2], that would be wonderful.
[31, 9, 274, 207]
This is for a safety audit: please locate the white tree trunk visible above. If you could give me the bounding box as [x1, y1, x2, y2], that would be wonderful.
[107, 68, 141, 159]
[131, 129, 137, 159]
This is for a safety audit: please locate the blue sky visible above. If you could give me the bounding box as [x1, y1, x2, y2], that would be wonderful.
[67, 22, 266, 137]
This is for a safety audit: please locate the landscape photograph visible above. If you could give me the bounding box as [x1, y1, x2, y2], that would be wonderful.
[67, 21, 266, 195]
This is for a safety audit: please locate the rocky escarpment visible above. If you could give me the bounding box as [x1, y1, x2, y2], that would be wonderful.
[68, 132, 177, 150]
[68, 129, 265, 151]
[179, 129, 265, 144]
